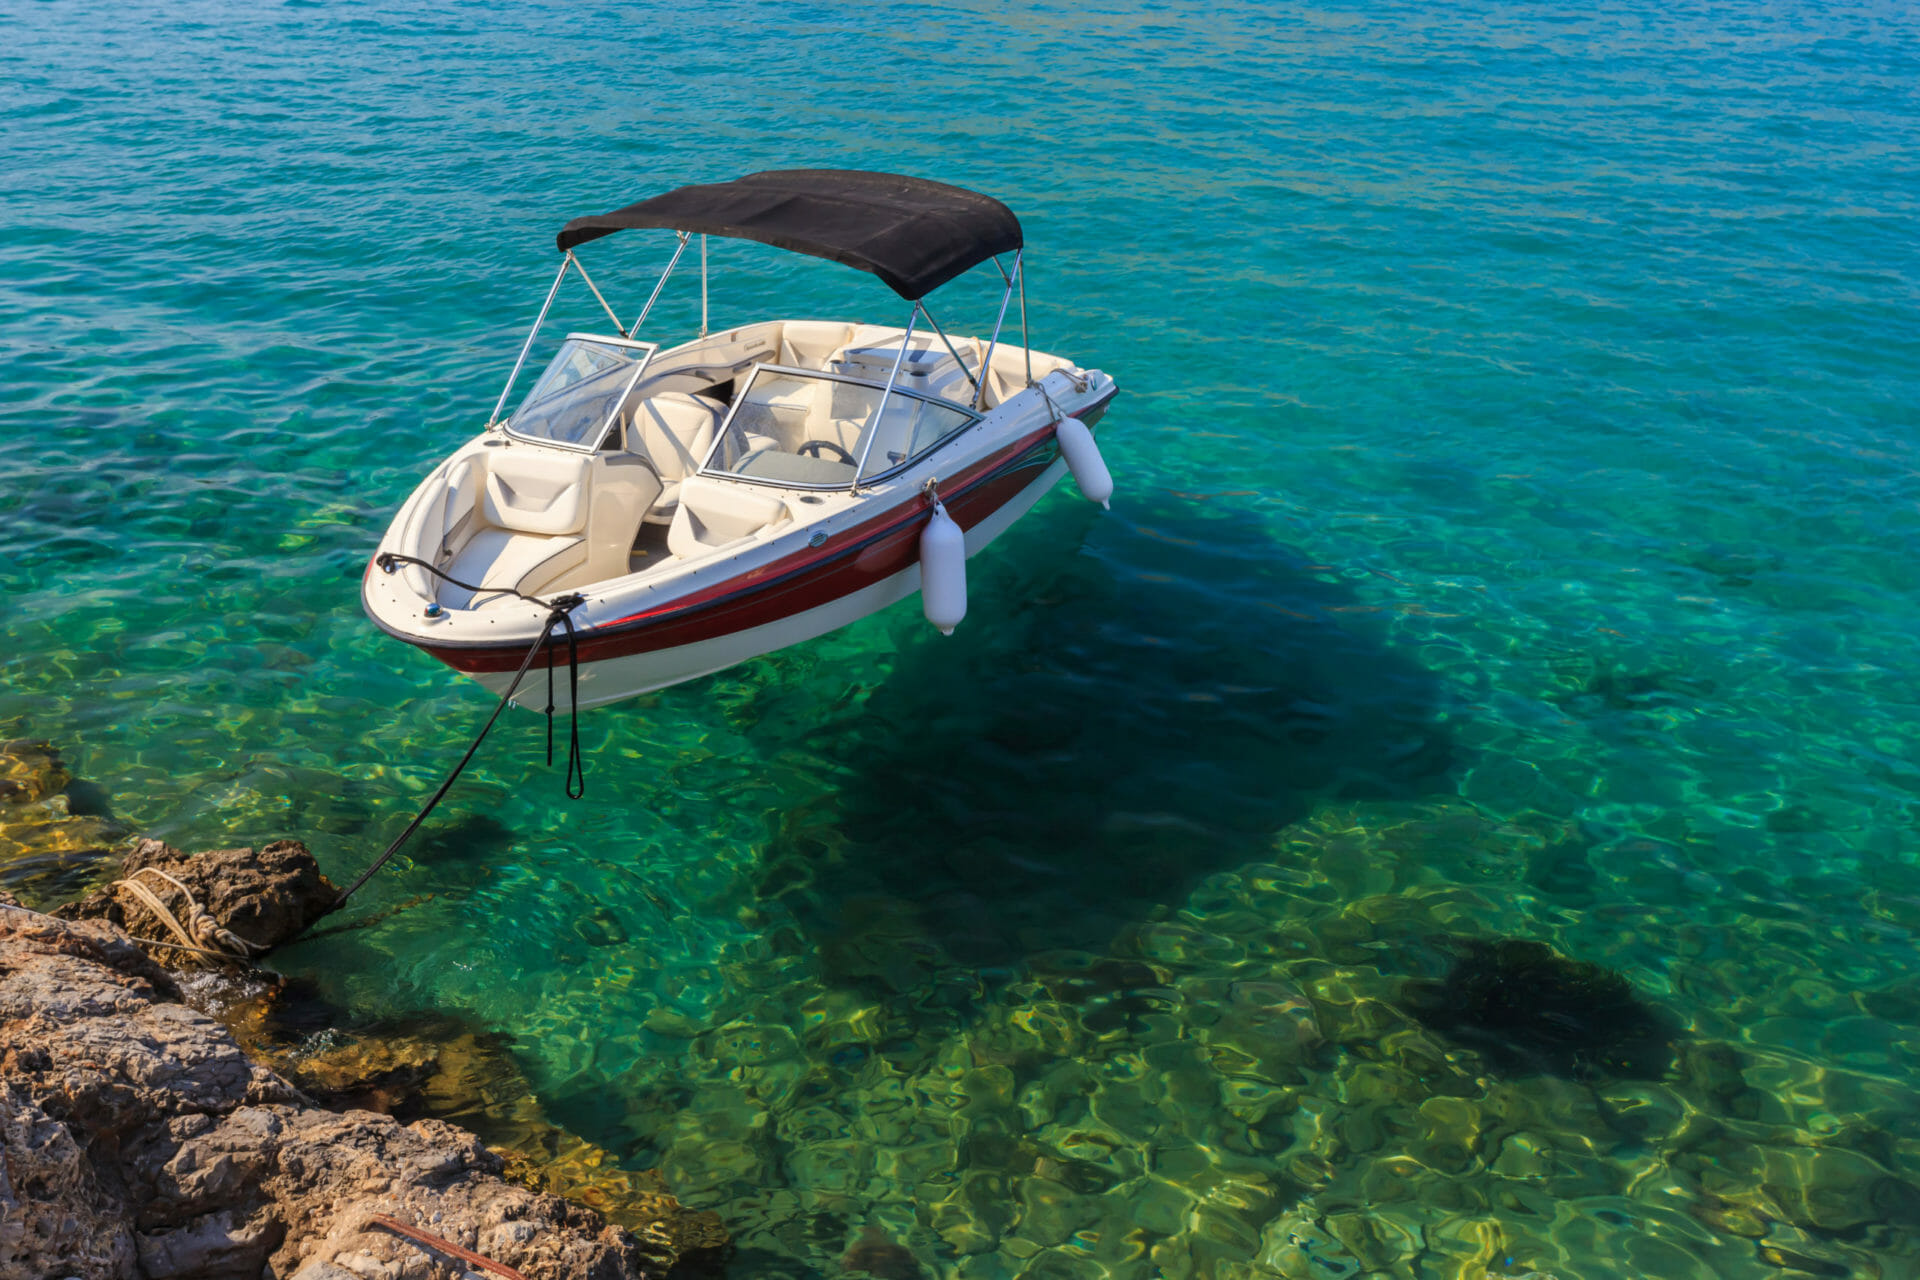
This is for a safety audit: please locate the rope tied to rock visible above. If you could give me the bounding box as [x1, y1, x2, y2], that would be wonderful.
[111, 866, 260, 964]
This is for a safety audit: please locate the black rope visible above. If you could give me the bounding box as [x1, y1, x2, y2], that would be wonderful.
[325, 594, 586, 916]
[295, 893, 435, 942]
[374, 550, 552, 608]
[375, 551, 587, 801]
[544, 595, 587, 800]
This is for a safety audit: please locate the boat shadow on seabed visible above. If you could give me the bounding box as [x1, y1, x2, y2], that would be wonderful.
[521, 491, 1465, 1278]
[748, 489, 1461, 993]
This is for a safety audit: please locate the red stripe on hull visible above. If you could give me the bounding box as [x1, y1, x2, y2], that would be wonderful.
[425, 426, 1069, 675]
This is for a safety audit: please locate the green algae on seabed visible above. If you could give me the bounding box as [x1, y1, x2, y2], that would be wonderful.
[535, 798, 1918, 1280]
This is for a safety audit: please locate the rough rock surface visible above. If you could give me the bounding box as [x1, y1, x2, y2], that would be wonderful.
[0, 907, 678, 1280]
[56, 837, 337, 954]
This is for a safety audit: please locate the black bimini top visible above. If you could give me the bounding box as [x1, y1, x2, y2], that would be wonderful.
[556, 170, 1022, 301]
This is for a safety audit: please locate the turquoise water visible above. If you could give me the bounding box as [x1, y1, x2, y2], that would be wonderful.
[6, 0, 1920, 1275]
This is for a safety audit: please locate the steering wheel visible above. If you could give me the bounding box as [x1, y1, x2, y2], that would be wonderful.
[796, 439, 856, 465]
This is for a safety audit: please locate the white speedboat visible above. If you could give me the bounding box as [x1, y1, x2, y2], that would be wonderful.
[363, 170, 1117, 711]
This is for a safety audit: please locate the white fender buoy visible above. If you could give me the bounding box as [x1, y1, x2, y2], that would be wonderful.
[1056, 416, 1113, 509]
[920, 501, 967, 635]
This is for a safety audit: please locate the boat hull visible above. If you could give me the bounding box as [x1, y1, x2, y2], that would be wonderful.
[435, 441, 1078, 710]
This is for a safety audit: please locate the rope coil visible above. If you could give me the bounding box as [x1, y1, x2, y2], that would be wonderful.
[112, 866, 260, 963]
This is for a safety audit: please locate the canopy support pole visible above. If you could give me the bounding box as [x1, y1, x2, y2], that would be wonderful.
[1018, 257, 1032, 388]
[567, 252, 628, 338]
[700, 235, 709, 337]
[489, 257, 571, 428]
[975, 249, 1021, 410]
[917, 303, 981, 402]
[852, 305, 919, 491]
[630, 232, 690, 336]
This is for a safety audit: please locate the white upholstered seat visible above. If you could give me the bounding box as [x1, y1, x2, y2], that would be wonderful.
[438, 448, 595, 605]
[441, 526, 587, 608]
[666, 476, 790, 557]
[480, 448, 590, 536]
[629, 393, 727, 523]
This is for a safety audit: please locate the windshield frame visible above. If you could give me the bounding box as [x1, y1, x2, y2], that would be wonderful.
[697, 362, 983, 492]
[501, 332, 659, 452]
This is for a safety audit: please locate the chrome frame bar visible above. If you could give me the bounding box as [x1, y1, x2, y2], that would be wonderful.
[489, 257, 571, 427]
[851, 305, 920, 488]
[988, 254, 1012, 285]
[917, 302, 981, 402]
[630, 232, 691, 336]
[700, 234, 709, 337]
[974, 248, 1021, 409]
[567, 251, 628, 338]
[1018, 258, 1032, 386]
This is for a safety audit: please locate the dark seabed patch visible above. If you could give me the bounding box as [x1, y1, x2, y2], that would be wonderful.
[1404, 937, 1682, 1081]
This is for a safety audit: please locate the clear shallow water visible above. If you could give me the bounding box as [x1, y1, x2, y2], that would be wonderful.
[5, 0, 1920, 1275]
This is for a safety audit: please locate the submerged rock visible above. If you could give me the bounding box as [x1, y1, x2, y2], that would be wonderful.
[0, 738, 127, 906]
[840, 1224, 930, 1280]
[0, 905, 691, 1280]
[220, 982, 730, 1267]
[1403, 937, 1680, 1081]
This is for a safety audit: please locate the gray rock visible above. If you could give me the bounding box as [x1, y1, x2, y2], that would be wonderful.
[0, 908, 674, 1280]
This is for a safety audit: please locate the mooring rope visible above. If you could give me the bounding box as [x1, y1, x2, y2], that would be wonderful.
[293, 893, 434, 942]
[325, 592, 587, 918]
[544, 603, 586, 800]
[5, 585, 591, 960]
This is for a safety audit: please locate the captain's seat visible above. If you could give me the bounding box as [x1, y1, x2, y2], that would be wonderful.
[629, 393, 727, 524]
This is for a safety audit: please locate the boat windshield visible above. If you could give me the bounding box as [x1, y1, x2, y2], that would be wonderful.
[505, 335, 657, 449]
[704, 365, 976, 488]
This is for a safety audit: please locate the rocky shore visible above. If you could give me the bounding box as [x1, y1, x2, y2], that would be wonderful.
[0, 739, 726, 1280]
